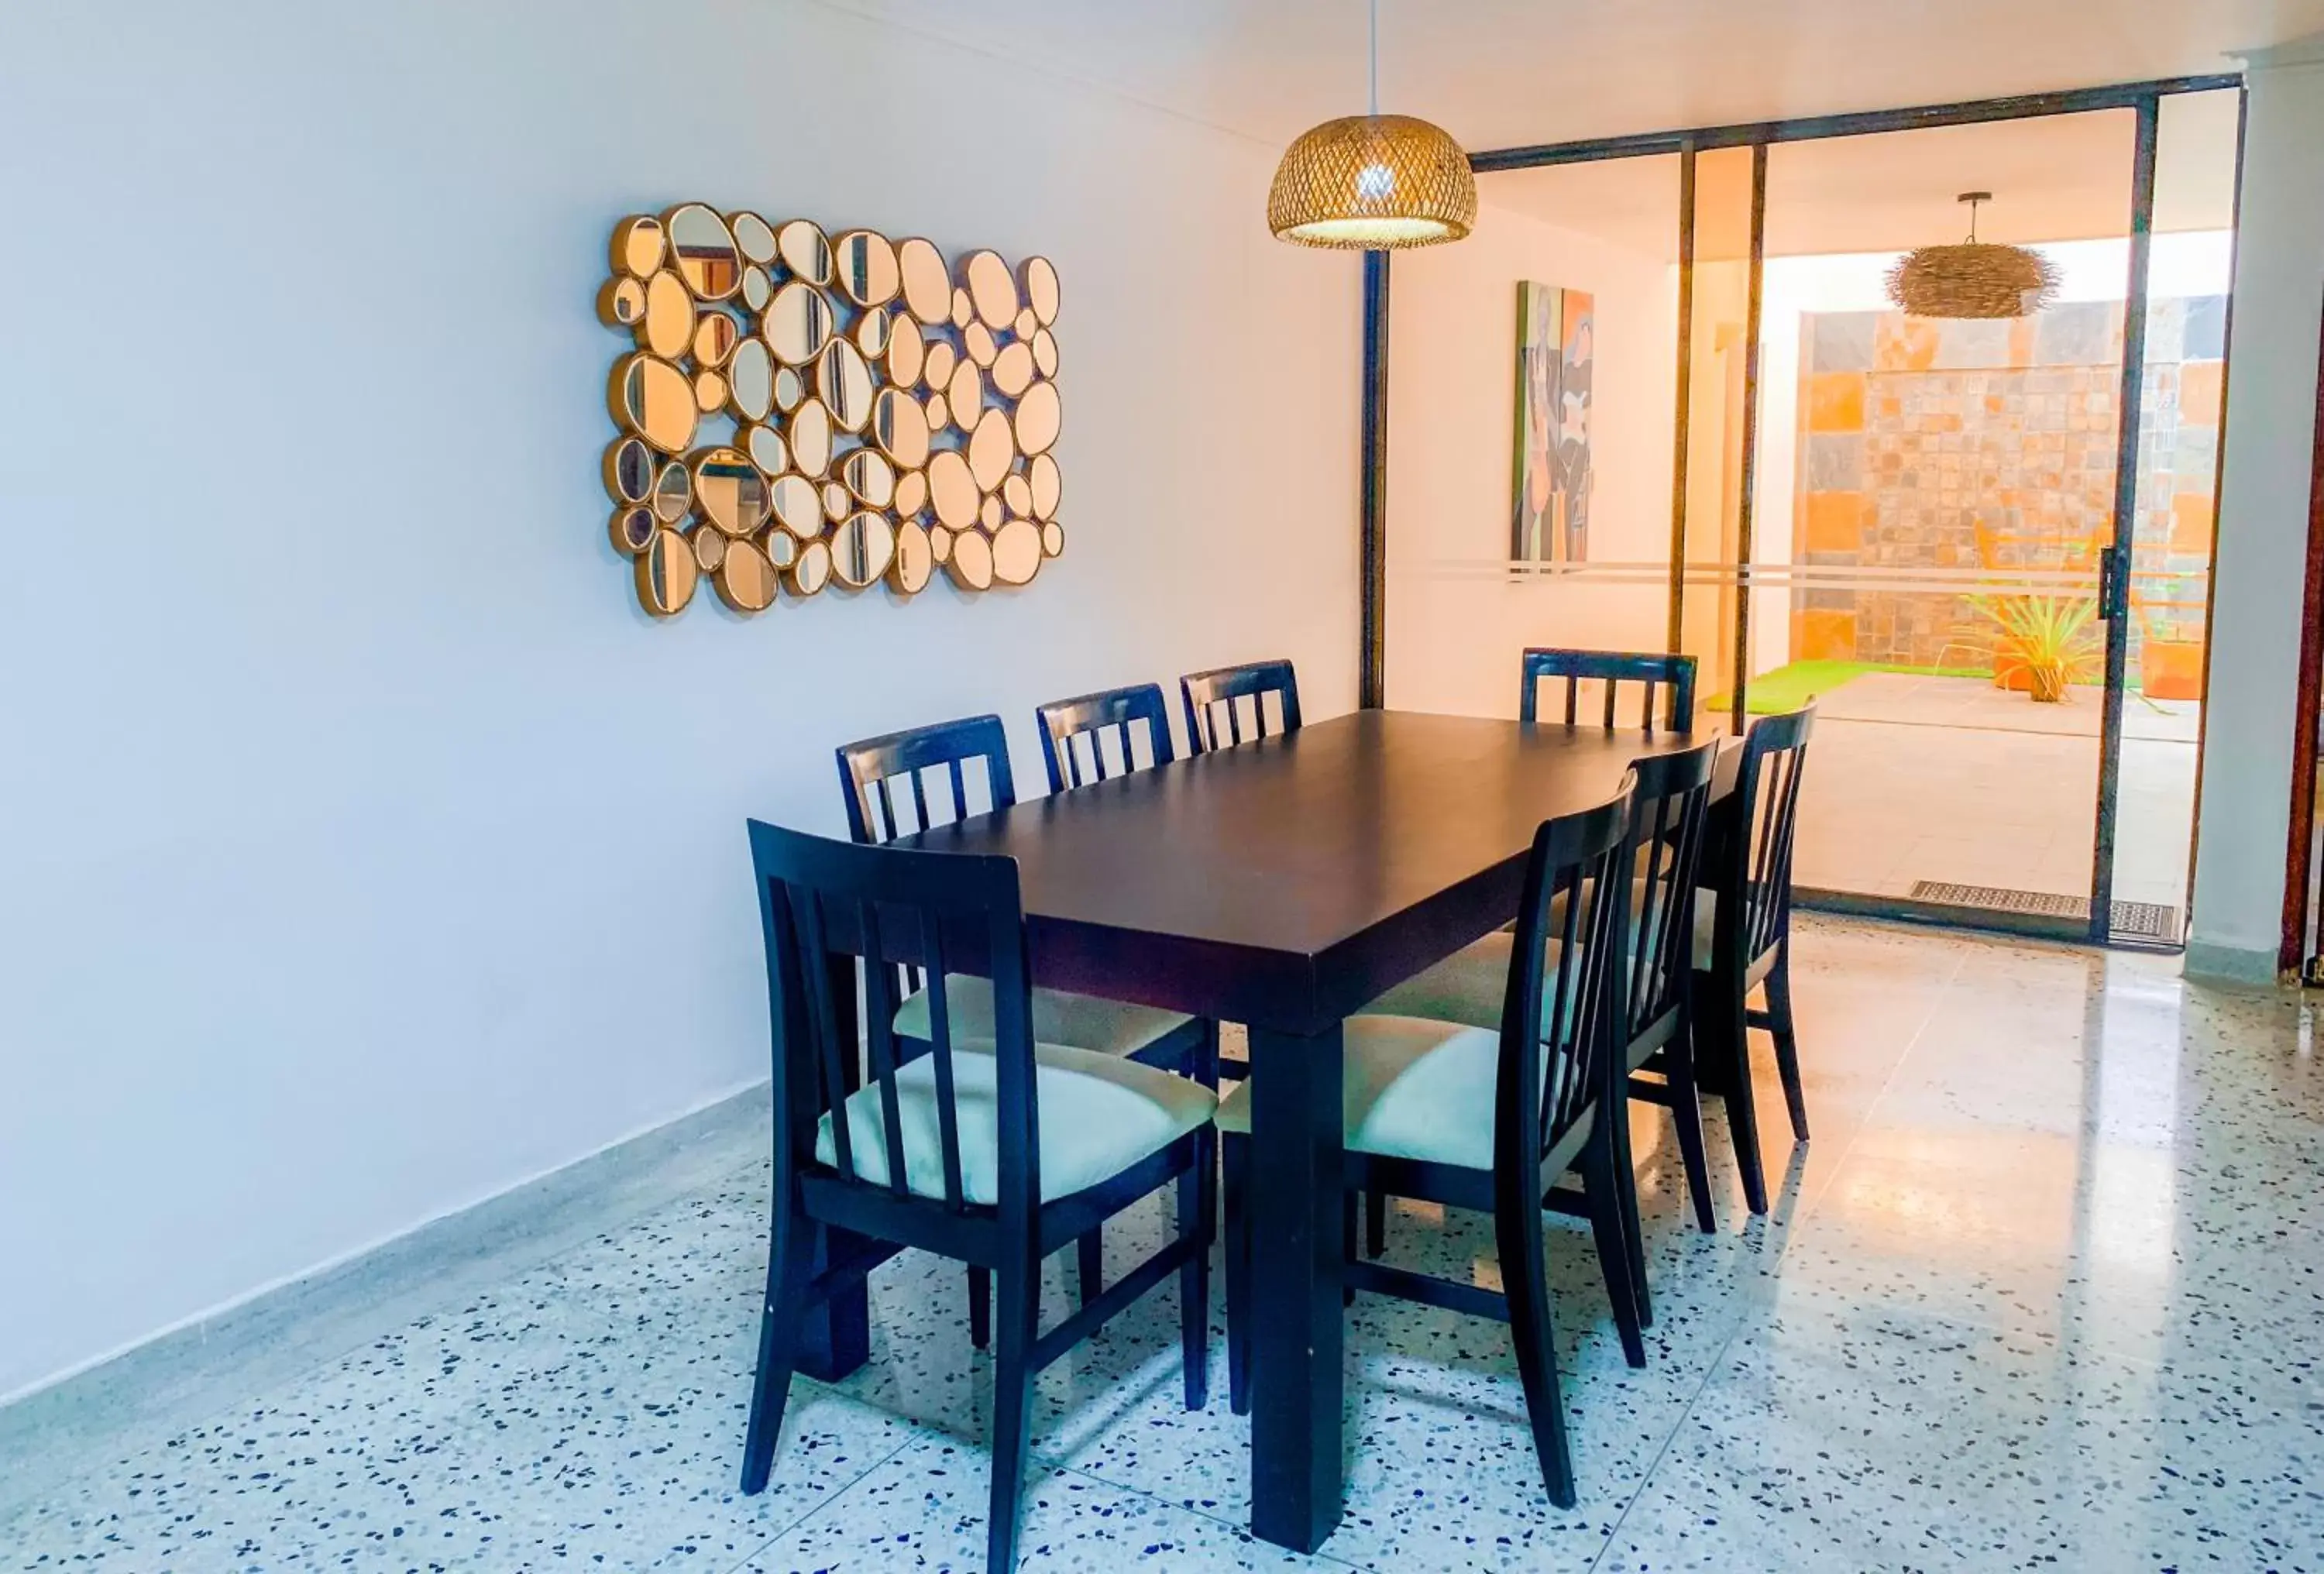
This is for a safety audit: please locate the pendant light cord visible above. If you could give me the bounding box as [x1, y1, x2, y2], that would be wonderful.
[1368, 0, 1379, 116]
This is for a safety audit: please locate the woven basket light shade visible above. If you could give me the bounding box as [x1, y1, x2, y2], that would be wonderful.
[1886, 242, 2061, 319]
[1268, 113, 1477, 249]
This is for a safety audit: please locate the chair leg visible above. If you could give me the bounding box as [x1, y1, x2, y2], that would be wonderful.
[968, 1266, 992, 1350]
[1363, 1190, 1387, 1259]
[1221, 1134, 1252, 1416]
[1077, 1232, 1104, 1305]
[1662, 1009, 1719, 1234]
[987, 1249, 1040, 1574]
[1765, 946, 1810, 1143]
[1700, 968, 1768, 1215]
[1494, 1167, 1577, 1508]
[1607, 1082, 1652, 1331]
[1340, 1192, 1358, 1308]
[740, 1208, 817, 1494]
[1584, 1129, 1648, 1369]
[1177, 1127, 1213, 1411]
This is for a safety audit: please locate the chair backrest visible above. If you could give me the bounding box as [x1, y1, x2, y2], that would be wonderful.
[1618, 739, 1721, 1038]
[1495, 786, 1632, 1186]
[1180, 659, 1301, 754]
[748, 819, 1043, 1219]
[835, 714, 1017, 846]
[1034, 682, 1176, 792]
[1710, 704, 1816, 970]
[1518, 648, 1697, 734]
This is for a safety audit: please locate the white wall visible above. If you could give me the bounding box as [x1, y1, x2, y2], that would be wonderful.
[0, 0, 1360, 1402]
[2188, 41, 2324, 978]
[1384, 200, 1677, 717]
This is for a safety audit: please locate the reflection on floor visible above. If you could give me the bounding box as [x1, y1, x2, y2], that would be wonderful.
[1776, 672, 2199, 918]
[6, 917, 2319, 1571]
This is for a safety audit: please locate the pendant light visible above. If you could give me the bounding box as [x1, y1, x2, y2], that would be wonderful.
[1886, 192, 2061, 320]
[1267, 0, 1476, 249]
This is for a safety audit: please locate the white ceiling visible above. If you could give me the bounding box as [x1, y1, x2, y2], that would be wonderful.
[818, 0, 2319, 152]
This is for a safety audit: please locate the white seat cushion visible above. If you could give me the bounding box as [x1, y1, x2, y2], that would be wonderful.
[1214, 1015, 1566, 1171]
[893, 974, 1194, 1060]
[815, 1041, 1216, 1205]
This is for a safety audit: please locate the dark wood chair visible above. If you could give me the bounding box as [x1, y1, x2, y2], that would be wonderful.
[1693, 703, 1816, 1215]
[1361, 739, 1724, 1323]
[740, 820, 1216, 1574]
[1033, 682, 1177, 792]
[1220, 787, 1642, 1509]
[1179, 659, 1301, 754]
[837, 715, 1218, 1337]
[1520, 648, 1696, 733]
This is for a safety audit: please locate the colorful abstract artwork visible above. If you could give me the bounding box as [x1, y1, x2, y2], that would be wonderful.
[1511, 281, 1593, 565]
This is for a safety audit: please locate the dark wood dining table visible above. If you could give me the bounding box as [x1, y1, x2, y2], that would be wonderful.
[817, 708, 1729, 1553]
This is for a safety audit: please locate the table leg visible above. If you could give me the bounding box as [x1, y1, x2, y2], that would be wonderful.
[1246, 1020, 1345, 1553]
[800, 950, 871, 1381]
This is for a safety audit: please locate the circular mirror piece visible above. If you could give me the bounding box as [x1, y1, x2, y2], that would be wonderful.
[894, 468, 928, 517]
[855, 308, 891, 356]
[691, 525, 727, 574]
[979, 493, 1003, 531]
[693, 447, 771, 535]
[1042, 519, 1065, 557]
[947, 526, 995, 590]
[833, 230, 900, 308]
[741, 264, 772, 312]
[596, 276, 645, 328]
[832, 511, 897, 588]
[1023, 256, 1061, 325]
[992, 339, 1034, 397]
[892, 520, 934, 594]
[641, 270, 692, 359]
[963, 320, 997, 369]
[637, 527, 699, 615]
[928, 449, 978, 530]
[947, 361, 982, 428]
[897, 237, 951, 321]
[612, 215, 665, 279]
[773, 364, 806, 412]
[609, 504, 656, 556]
[762, 526, 801, 569]
[611, 352, 697, 454]
[664, 204, 741, 301]
[964, 250, 1018, 329]
[717, 538, 779, 611]
[731, 211, 777, 265]
[817, 338, 875, 432]
[744, 422, 788, 479]
[841, 447, 897, 508]
[1014, 379, 1061, 455]
[789, 397, 833, 477]
[1014, 306, 1038, 338]
[605, 436, 656, 503]
[871, 387, 931, 469]
[950, 287, 974, 330]
[770, 473, 822, 537]
[968, 407, 1013, 491]
[692, 369, 727, 413]
[1030, 452, 1061, 518]
[693, 310, 739, 368]
[651, 459, 692, 522]
[930, 524, 954, 564]
[790, 536, 833, 596]
[925, 392, 950, 431]
[1001, 472, 1032, 517]
[727, 337, 774, 421]
[886, 314, 925, 387]
[777, 219, 832, 285]
[821, 480, 850, 522]
[765, 280, 834, 365]
[992, 516, 1042, 586]
[1032, 326, 1059, 379]
[922, 338, 957, 395]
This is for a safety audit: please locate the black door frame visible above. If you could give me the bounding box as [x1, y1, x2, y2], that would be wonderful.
[1355, 73, 2244, 947]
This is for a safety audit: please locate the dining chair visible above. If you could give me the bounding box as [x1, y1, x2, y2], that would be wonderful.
[1179, 659, 1301, 754]
[1360, 738, 1724, 1321]
[1219, 786, 1642, 1510]
[1519, 648, 1697, 734]
[1693, 703, 1816, 1216]
[837, 715, 1218, 1337]
[740, 820, 1216, 1574]
[1033, 682, 1177, 792]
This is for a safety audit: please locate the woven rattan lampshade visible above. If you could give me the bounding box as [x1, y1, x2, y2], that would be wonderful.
[1269, 112, 1477, 249]
[1887, 192, 2061, 319]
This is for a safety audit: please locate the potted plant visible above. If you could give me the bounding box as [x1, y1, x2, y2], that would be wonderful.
[1968, 593, 2099, 703]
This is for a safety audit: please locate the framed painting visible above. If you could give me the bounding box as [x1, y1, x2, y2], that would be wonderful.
[1512, 281, 1593, 565]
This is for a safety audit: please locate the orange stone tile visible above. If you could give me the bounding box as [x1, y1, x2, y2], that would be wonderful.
[2171, 491, 2215, 552]
[1807, 371, 1866, 432]
[1798, 609, 1858, 662]
[1803, 490, 1864, 552]
[1876, 315, 1941, 372]
[2179, 359, 2224, 427]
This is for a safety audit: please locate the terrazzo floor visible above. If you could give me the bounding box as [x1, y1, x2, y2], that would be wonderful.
[8, 916, 2322, 1571]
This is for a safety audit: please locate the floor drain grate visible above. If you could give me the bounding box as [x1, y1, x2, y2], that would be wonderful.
[1907, 882, 2181, 942]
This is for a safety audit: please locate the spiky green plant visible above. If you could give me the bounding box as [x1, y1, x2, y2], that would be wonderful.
[1968, 593, 2099, 701]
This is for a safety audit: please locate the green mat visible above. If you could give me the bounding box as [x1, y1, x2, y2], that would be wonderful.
[1705, 659, 1992, 715]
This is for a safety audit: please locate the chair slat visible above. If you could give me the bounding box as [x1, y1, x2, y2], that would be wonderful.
[858, 900, 911, 1199]
[922, 915, 967, 1212]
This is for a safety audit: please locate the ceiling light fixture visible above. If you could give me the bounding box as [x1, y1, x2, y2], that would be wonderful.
[1886, 191, 2061, 320]
[1267, 0, 1476, 249]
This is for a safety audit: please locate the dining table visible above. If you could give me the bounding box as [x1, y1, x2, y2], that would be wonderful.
[806, 707, 1732, 1554]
